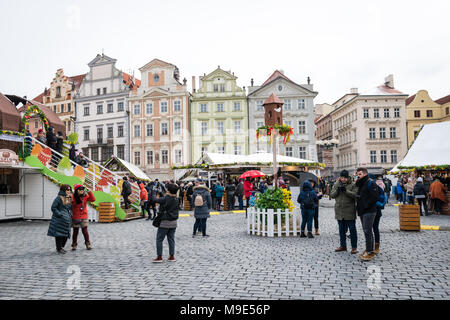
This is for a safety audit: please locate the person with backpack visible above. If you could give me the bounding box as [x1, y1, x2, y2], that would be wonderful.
[225, 179, 236, 211]
[355, 167, 380, 261]
[297, 180, 319, 238]
[414, 177, 429, 216]
[374, 178, 387, 255]
[191, 179, 212, 237]
[151, 183, 180, 263]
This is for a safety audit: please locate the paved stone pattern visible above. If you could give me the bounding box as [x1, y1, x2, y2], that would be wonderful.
[0, 196, 449, 300]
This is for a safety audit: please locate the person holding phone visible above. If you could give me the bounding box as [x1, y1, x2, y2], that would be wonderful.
[71, 184, 96, 250]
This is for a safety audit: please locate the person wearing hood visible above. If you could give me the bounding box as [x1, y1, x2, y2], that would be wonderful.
[71, 184, 96, 250]
[355, 168, 380, 261]
[139, 182, 148, 218]
[297, 180, 319, 238]
[414, 177, 428, 216]
[396, 178, 406, 204]
[308, 179, 323, 236]
[191, 179, 212, 237]
[47, 184, 73, 254]
[214, 180, 225, 211]
[330, 170, 358, 254]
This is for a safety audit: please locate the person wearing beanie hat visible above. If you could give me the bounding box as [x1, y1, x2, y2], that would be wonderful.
[71, 184, 95, 250]
[330, 169, 359, 254]
[413, 177, 428, 216]
[37, 128, 47, 145]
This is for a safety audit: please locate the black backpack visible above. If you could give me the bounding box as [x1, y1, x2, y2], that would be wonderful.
[303, 191, 314, 209]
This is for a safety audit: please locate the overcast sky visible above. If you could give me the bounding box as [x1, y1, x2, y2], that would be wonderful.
[1, 0, 449, 104]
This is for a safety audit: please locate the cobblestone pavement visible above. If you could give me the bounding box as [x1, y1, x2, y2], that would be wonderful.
[0, 197, 449, 300]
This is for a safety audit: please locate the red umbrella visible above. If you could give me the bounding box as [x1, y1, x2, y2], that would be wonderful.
[240, 170, 265, 179]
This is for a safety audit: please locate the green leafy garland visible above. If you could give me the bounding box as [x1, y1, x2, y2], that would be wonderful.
[0, 130, 24, 137]
[22, 105, 49, 133]
[256, 124, 294, 145]
[171, 161, 325, 170]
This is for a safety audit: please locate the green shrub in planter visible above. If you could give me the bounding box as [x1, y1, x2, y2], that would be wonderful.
[255, 188, 289, 224]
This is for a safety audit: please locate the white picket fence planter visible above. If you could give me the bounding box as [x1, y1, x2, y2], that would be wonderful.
[247, 207, 301, 237]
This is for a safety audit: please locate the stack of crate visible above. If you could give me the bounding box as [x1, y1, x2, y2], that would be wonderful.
[98, 202, 116, 223]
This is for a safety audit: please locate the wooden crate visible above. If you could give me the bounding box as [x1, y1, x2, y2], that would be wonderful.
[441, 194, 450, 215]
[398, 204, 420, 231]
[98, 202, 116, 223]
[184, 194, 191, 211]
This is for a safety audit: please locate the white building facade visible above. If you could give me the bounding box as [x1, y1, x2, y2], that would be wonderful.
[74, 54, 139, 163]
[247, 70, 318, 160]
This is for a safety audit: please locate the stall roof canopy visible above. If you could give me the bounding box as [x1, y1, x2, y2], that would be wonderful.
[104, 156, 151, 181]
[196, 152, 322, 168]
[0, 93, 22, 131]
[391, 121, 450, 172]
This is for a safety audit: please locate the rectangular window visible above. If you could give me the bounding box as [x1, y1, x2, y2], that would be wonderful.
[91, 147, 99, 162]
[374, 108, 379, 118]
[446, 107, 449, 115]
[370, 150, 377, 163]
[134, 151, 140, 165]
[117, 125, 124, 137]
[426, 110, 433, 117]
[213, 84, 219, 92]
[146, 124, 153, 136]
[97, 104, 103, 114]
[217, 121, 224, 135]
[234, 120, 241, 133]
[384, 108, 390, 118]
[107, 103, 114, 113]
[217, 146, 225, 154]
[56, 87, 61, 98]
[134, 125, 140, 137]
[102, 146, 113, 162]
[363, 109, 369, 118]
[175, 150, 182, 164]
[146, 103, 153, 114]
[53, 106, 57, 113]
[380, 150, 387, 163]
[83, 128, 89, 141]
[107, 126, 113, 139]
[394, 108, 400, 118]
[67, 103, 71, 112]
[161, 150, 168, 164]
[134, 104, 140, 115]
[147, 151, 153, 165]
[284, 99, 291, 110]
[201, 122, 208, 135]
[285, 146, 293, 157]
[174, 101, 181, 112]
[298, 121, 306, 134]
[117, 145, 124, 159]
[220, 84, 225, 92]
[298, 99, 305, 110]
[256, 121, 264, 129]
[217, 103, 224, 112]
[256, 100, 264, 111]
[161, 101, 168, 113]
[200, 104, 207, 113]
[369, 128, 376, 139]
[390, 150, 397, 163]
[414, 110, 420, 118]
[234, 145, 241, 155]
[174, 122, 181, 135]
[234, 102, 241, 111]
[161, 123, 168, 135]
[299, 147, 306, 159]
[97, 128, 103, 144]
[97, 88, 101, 95]
[379, 127, 386, 139]
[103, 88, 107, 95]
[390, 127, 396, 138]
[61, 104, 64, 113]
[118, 102, 124, 112]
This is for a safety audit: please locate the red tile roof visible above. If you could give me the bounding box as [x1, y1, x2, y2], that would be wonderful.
[406, 94, 416, 106]
[261, 70, 294, 87]
[123, 72, 141, 91]
[435, 94, 450, 105]
[33, 92, 45, 103]
[68, 74, 86, 91]
[263, 93, 283, 105]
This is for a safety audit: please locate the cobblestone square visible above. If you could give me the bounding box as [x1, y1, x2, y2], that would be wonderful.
[0, 198, 449, 300]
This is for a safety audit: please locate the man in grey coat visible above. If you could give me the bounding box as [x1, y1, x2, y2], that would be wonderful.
[330, 170, 358, 254]
[191, 179, 212, 237]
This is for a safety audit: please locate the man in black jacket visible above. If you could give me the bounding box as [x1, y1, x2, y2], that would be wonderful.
[414, 177, 428, 216]
[355, 167, 380, 261]
[121, 176, 132, 209]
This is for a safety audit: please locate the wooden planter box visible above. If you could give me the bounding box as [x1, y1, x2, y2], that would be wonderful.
[399, 204, 420, 231]
[183, 194, 191, 211]
[247, 207, 299, 237]
[442, 194, 450, 215]
[98, 202, 116, 223]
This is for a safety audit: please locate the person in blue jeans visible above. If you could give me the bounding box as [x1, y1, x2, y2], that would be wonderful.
[373, 178, 386, 255]
[297, 180, 318, 238]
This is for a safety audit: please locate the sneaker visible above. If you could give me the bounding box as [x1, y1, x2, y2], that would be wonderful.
[57, 249, 66, 254]
[359, 251, 375, 261]
[203, 234, 210, 237]
[300, 232, 306, 238]
[167, 255, 176, 262]
[307, 232, 314, 239]
[335, 246, 347, 252]
[152, 256, 163, 263]
[60, 248, 67, 254]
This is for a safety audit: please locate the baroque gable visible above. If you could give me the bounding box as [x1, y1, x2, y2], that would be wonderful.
[251, 78, 313, 99]
[87, 53, 117, 67]
[139, 58, 175, 72]
[201, 68, 237, 82]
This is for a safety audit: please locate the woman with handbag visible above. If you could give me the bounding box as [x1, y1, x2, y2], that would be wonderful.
[151, 183, 180, 263]
[47, 184, 73, 254]
[71, 184, 96, 250]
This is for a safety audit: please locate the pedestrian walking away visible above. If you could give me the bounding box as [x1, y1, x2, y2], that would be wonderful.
[430, 178, 447, 214]
[121, 176, 132, 210]
[71, 184, 96, 250]
[191, 179, 212, 237]
[330, 170, 358, 254]
[151, 183, 180, 263]
[225, 179, 236, 211]
[297, 180, 319, 239]
[47, 184, 73, 254]
[215, 181, 224, 211]
[355, 168, 380, 261]
[235, 179, 244, 211]
[414, 177, 429, 216]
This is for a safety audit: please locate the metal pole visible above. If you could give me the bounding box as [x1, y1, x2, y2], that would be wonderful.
[273, 131, 277, 188]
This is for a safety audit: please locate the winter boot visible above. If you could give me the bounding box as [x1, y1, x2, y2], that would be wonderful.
[335, 246, 347, 252]
[71, 243, 77, 251]
[85, 241, 92, 250]
[307, 232, 314, 239]
[315, 228, 320, 236]
[374, 243, 380, 254]
[300, 232, 307, 238]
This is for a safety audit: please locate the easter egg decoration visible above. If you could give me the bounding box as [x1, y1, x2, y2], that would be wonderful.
[109, 185, 121, 203]
[38, 147, 52, 166]
[95, 178, 109, 192]
[100, 169, 114, 184]
[57, 156, 73, 176]
[30, 143, 43, 157]
[73, 165, 85, 183]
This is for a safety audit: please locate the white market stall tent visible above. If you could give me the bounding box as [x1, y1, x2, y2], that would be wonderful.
[103, 156, 151, 181]
[390, 121, 450, 173]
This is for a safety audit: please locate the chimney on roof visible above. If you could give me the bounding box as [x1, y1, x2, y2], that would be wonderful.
[192, 76, 196, 93]
[385, 74, 394, 88]
[183, 78, 187, 86]
[307, 77, 311, 85]
[251, 78, 254, 86]
[350, 88, 358, 94]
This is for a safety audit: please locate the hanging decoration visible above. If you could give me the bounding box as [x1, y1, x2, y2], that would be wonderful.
[256, 124, 293, 145]
[22, 105, 50, 132]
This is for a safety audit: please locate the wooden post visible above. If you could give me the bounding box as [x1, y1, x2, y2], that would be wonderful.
[273, 131, 278, 188]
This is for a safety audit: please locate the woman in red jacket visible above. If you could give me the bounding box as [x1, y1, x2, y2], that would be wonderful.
[71, 184, 96, 250]
[139, 182, 148, 218]
[244, 178, 253, 209]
